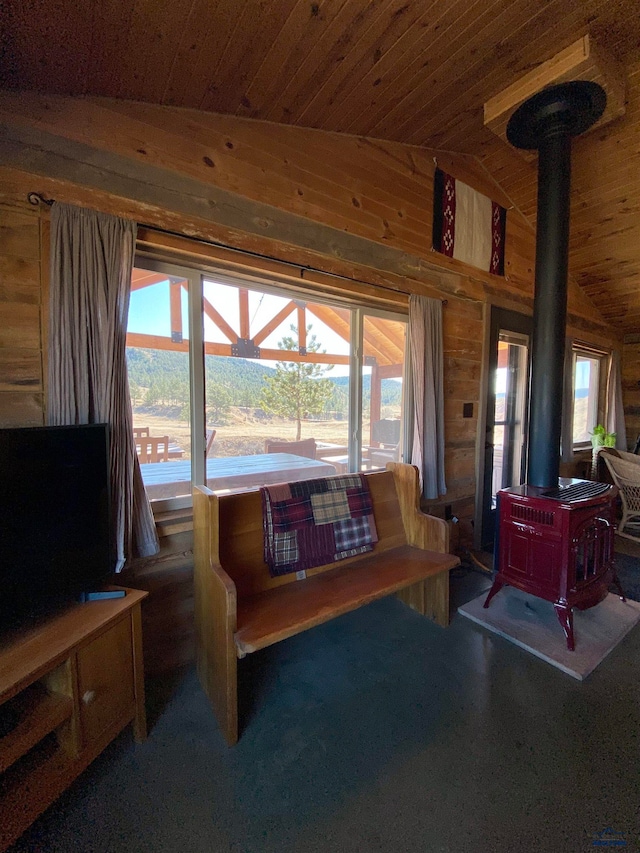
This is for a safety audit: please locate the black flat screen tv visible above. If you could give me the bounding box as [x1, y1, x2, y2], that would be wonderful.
[0, 423, 113, 628]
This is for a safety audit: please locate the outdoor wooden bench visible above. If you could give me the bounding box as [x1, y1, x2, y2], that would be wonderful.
[193, 461, 460, 745]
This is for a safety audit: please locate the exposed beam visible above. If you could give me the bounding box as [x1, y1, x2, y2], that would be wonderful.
[203, 297, 238, 344]
[131, 271, 170, 289]
[170, 280, 183, 341]
[252, 300, 297, 346]
[239, 288, 250, 340]
[0, 120, 472, 300]
[484, 36, 626, 161]
[125, 332, 350, 365]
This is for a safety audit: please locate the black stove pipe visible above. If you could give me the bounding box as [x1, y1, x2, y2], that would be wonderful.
[506, 82, 606, 488]
[523, 118, 572, 488]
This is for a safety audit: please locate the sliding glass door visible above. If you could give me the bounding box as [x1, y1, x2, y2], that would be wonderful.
[127, 260, 408, 507]
[480, 307, 532, 550]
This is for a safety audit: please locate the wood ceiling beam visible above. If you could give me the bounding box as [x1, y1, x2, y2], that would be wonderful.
[252, 300, 297, 346]
[0, 119, 463, 302]
[203, 298, 238, 344]
[483, 35, 627, 161]
[130, 271, 170, 289]
[239, 288, 250, 340]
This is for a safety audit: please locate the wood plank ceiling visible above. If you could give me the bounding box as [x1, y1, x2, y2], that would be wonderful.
[2, 0, 640, 335]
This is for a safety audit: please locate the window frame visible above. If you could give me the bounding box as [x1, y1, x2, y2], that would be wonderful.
[571, 343, 610, 451]
[128, 254, 409, 513]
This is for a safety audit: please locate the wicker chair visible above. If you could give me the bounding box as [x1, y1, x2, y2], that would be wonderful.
[602, 449, 640, 541]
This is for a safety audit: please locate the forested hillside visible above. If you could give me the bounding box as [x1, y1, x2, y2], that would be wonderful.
[126, 348, 402, 422]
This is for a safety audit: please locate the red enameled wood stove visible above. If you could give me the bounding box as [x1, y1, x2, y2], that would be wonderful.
[484, 479, 624, 650]
[482, 81, 627, 651]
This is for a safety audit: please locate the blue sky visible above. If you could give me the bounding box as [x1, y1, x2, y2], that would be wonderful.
[128, 275, 352, 375]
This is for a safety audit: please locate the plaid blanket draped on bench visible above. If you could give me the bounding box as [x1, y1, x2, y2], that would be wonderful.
[261, 473, 379, 577]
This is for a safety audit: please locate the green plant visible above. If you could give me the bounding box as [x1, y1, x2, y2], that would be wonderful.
[590, 424, 616, 447]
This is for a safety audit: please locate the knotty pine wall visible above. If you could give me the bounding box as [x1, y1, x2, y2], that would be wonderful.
[0, 201, 46, 426]
[0, 94, 619, 673]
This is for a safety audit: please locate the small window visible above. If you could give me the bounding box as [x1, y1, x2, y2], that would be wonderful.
[572, 348, 606, 447]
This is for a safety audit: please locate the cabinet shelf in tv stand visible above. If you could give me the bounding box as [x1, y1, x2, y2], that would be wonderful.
[0, 587, 147, 852]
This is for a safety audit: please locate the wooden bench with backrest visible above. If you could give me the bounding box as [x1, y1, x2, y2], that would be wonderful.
[193, 461, 460, 745]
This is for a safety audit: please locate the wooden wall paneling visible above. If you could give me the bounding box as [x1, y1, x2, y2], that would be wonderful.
[382, 0, 545, 144]
[0, 301, 41, 350]
[445, 445, 476, 485]
[0, 208, 41, 259]
[0, 204, 44, 425]
[159, 0, 242, 109]
[443, 410, 478, 448]
[0, 122, 454, 295]
[0, 254, 41, 299]
[0, 350, 42, 393]
[244, 0, 378, 120]
[337, 0, 491, 137]
[622, 340, 640, 449]
[260, 0, 382, 125]
[441, 295, 482, 548]
[311, 0, 438, 132]
[85, 0, 139, 97]
[101, 100, 435, 249]
[0, 93, 539, 294]
[481, 59, 640, 340]
[241, 0, 360, 122]
[0, 96, 546, 311]
[120, 528, 196, 676]
[114, 0, 203, 104]
[39, 216, 49, 410]
[0, 391, 44, 427]
[235, 0, 327, 120]
[293, 0, 429, 128]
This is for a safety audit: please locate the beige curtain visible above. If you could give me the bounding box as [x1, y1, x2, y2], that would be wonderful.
[48, 203, 159, 570]
[607, 350, 627, 450]
[409, 294, 446, 499]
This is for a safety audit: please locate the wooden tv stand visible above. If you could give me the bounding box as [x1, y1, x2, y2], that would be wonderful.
[0, 588, 147, 851]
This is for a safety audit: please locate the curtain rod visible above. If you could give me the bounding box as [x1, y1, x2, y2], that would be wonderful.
[144, 224, 448, 306]
[28, 192, 54, 207]
[26, 192, 447, 305]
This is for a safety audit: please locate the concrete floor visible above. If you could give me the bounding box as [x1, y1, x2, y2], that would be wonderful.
[9, 564, 640, 853]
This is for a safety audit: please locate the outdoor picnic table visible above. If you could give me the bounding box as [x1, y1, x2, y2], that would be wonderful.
[140, 452, 338, 500]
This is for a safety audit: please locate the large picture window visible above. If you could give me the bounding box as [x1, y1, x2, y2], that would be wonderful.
[126, 259, 408, 507]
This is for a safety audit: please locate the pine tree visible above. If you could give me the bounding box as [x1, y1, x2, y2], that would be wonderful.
[260, 325, 334, 440]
